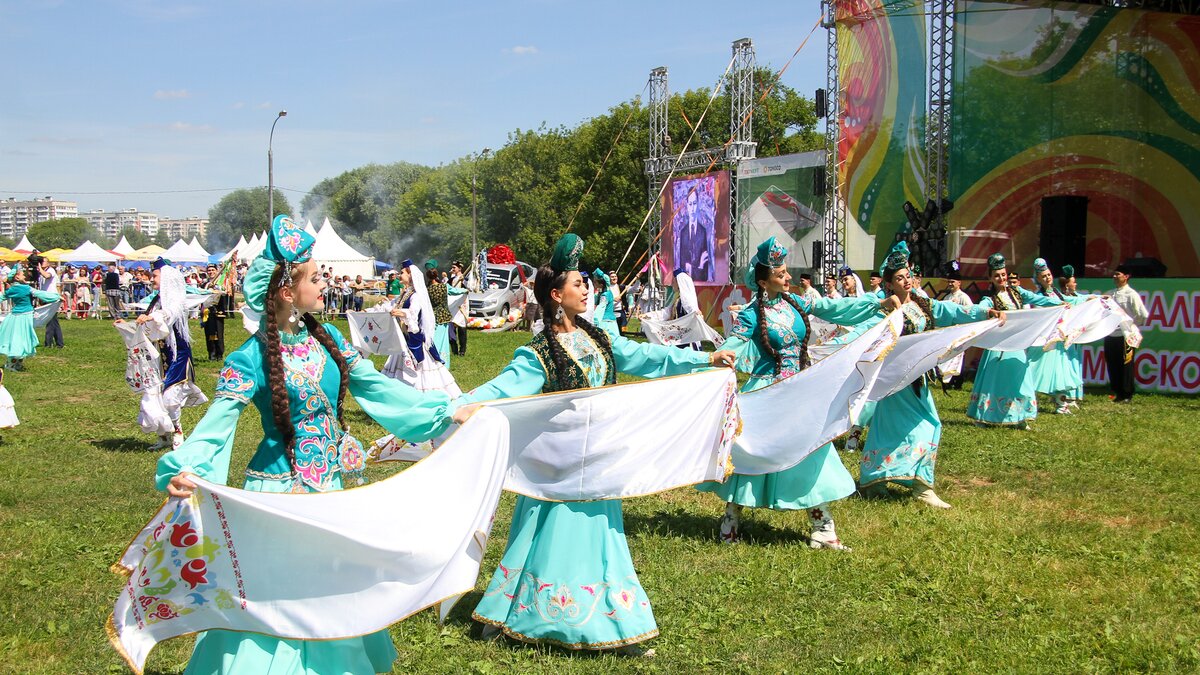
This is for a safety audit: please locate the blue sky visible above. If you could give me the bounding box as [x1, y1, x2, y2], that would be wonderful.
[0, 1, 828, 220]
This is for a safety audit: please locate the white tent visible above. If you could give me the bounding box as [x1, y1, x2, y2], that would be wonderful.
[242, 232, 266, 261]
[60, 240, 122, 263]
[312, 218, 375, 279]
[162, 239, 210, 264]
[13, 234, 35, 253]
[112, 235, 137, 257]
[304, 220, 319, 238]
[188, 237, 210, 258]
[222, 234, 250, 261]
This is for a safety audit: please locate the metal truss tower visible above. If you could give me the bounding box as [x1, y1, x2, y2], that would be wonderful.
[643, 39, 757, 283]
[821, 1, 847, 281]
[922, 0, 955, 274]
[646, 66, 670, 268]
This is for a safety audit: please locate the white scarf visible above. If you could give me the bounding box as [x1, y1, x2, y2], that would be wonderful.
[346, 310, 408, 356]
[641, 311, 725, 348]
[109, 408, 512, 674]
[377, 369, 741, 501]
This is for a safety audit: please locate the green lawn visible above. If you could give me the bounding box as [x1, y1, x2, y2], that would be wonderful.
[0, 319, 1197, 673]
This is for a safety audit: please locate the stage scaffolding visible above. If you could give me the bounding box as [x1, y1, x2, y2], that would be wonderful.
[643, 38, 757, 292]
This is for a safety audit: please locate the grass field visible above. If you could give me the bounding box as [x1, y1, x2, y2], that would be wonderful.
[0, 318, 1197, 674]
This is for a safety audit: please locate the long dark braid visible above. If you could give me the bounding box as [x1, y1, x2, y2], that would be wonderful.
[264, 266, 295, 463]
[302, 313, 351, 434]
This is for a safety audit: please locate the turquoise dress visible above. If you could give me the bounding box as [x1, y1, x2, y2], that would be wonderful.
[593, 288, 619, 337]
[155, 323, 453, 675]
[697, 292, 881, 509]
[0, 284, 61, 359]
[859, 299, 989, 489]
[452, 330, 710, 650]
[1027, 289, 1085, 398]
[967, 288, 1065, 426]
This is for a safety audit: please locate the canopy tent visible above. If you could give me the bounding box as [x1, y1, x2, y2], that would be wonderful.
[188, 237, 210, 258]
[13, 235, 35, 254]
[127, 244, 167, 261]
[162, 239, 210, 264]
[60, 241, 121, 263]
[220, 234, 249, 262]
[111, 236, 137, 257]
[41, 248, 73, 263]
[304, 220, 319, 237]
[240, 232, 266, 261]
[0, 247, 23, 262]
[312, 218, 375, 279]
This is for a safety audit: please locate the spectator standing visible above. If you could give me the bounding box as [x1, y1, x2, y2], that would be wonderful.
[34, 255, 64, 347]
[1104, 264, 1148, 404]
[104, 263, 124, 319]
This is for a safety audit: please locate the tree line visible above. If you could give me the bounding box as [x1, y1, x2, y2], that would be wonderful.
[208, 68, 820, 273]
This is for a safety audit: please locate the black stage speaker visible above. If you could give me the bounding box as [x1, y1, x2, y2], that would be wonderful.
[1040, 196, 1087, 276]
[812, 241, 824, 269]
[812, 167, 826, 197]
[815, 88, 826, 118]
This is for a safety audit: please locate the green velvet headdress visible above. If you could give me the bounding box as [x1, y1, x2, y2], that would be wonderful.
[1033, 257, 1049, 273]
[987, 253, 1007, 271]
[1061, 264, 1075, 278]
[880, 241, 910, 276]
[424, 259, 438, 270]
[550, 234, 583, 273]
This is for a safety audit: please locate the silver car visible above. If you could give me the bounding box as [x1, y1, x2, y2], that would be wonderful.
[468, 262, 536, 319]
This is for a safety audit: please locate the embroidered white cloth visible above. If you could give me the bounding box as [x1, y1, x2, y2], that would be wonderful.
[109, 408, 511, 675]
[377, 369, 741, 501]
[641, 311, 725, 347]
[969, 305, 1066, 351]
[114, 322, 175, 435]
[346, 310, 407, 355]
[731, 311, 902, 475]
[1054, 295, 1144, 348]
[868, 318, 1001, 401]
[0, 300, 61, 327]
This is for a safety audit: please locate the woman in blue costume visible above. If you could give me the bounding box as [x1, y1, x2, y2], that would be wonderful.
[697, 237, 890, 550]
[129, 258, 210, 449]
[453, 234, 735, 657]
[1027, 258, 1085, 415]
[0, 266, 62, 370]
[591, 267, 620, 337]
[380, 259, 460, 397]
[158, 216, 467, 675]
[1058, 265, 1085, 406]
[858, 246, 1001, 509]
[967, 253, 1067, 429]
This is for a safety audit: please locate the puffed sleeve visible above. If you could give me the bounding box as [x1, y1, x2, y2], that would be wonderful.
[324, 323, 453, 441]
[154, 353, 258, 490]
[612, 333, 710, 379]
[977, 296, 995, 311]
[804, 293, 883, 326]
[930, 298, 990, 326]
[453, 347, 548, 408]
[720, 305, 761, 372]
[33, 289, 62, 303]
[1018, 287, 1066, 308]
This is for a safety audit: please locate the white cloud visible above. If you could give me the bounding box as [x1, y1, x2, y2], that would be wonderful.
[255, 102, 272, 110]
[504, 45, 538, 55]
[231, 102, 245, 110]
[153, 89, 192, 100]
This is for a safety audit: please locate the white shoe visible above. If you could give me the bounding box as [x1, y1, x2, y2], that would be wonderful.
[719, 505, 742, 544]
[1055, 404, 1072, 415]
[149, 435, 172, 450]
[172, 431, 185, 449]
[809, 529, 852, 551]
[913, 484, 951, 509]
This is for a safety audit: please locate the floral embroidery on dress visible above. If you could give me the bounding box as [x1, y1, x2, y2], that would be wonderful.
[215, 365, 255, 402]
[482, 566, 651, 627]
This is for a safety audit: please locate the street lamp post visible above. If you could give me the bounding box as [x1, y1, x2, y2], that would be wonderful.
[268, 110, 287, 222]
[471, 147, 491, 288]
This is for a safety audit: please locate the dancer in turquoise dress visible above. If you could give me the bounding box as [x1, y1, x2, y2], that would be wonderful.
[157, 215, 464, 675]
[1058, 265, 1085, 404]
[967, 253, 1066, 428]
[0, 267, 61, 370]
[591, 267, 619, 337]
[453, 234, 734, 656]
[1027, 258, 1085, 414]
[858, 246, 1000, 508]
[697, 238, 890, 550]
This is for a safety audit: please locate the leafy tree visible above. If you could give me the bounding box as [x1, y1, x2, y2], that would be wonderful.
[0, 235, 16, 249]
[207, 188, 291, 249]
[26, 218, 103, 250]
[153, 231, 174, 249]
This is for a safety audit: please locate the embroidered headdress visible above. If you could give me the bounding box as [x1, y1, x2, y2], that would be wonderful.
[241, 214, 317, 333]
[550, 234, 583, 273]
[880, 241, 910, 275]
[987, 253, 1007, 271]
[945, 259, 962, 281]
[424, 259, 438, 270]
[151, 257, 171, 271]
[1033, 257, 1049, 273]
[1061, 264, 1075, 279]
[744, 236, 788, 287]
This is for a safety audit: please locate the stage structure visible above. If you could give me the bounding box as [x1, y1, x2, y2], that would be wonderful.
[825, 0, 1200, 393]
[643, 38, 757, 295]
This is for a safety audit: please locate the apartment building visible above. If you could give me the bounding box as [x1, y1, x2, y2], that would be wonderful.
[158, 216, 208, 241]
[0, 197, 79, 239]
